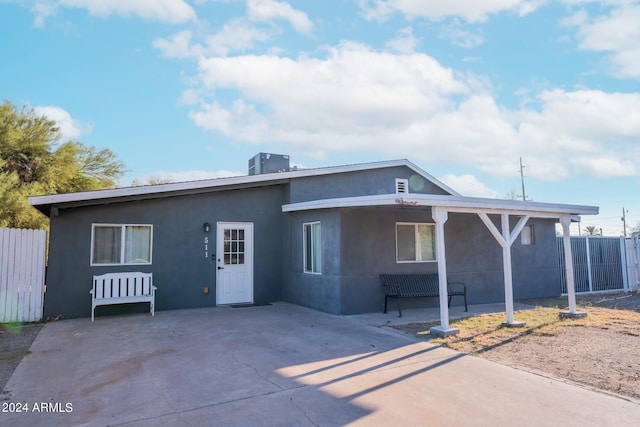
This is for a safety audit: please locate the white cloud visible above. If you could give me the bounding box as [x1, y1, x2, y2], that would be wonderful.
[154, 20, 270, 58]
[511, 89, 640, 178]
[563, 3, 640, 78]
[31, 1, 57, 27]
[33, 105, 93, 141]
[359, 0, 545, 23]
[30, 0, 196, 25]
[204, 19, 270, 56]
[185, 41, 640, 180]
[438, 20, 485, 48]
[385, 27, 419, 53]
[189, 99, 269, 142]
[247, 0, 313, 33]
[179, 89, 203, 106]
[439, 174, 501, 198]
[153, 30, 196, 58]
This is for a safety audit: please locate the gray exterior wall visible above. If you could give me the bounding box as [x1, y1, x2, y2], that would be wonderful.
[281, 165, 452, 314]
[282, 210, 342, 314]
[42, 163, 563, 318]
[44, 185, 287, 318]
[289, 166, 450, 203]
[284, 208, 563, 315]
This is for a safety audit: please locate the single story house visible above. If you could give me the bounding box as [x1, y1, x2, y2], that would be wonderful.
[29, 155, 598, 327]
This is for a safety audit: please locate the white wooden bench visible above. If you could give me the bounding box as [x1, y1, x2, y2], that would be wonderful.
[90, 272, 157, 321]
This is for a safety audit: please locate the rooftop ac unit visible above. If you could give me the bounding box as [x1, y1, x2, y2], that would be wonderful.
[248, 153, 290, 175]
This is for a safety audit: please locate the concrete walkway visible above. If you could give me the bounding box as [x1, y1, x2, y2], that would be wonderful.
[3, 303, 639, 426]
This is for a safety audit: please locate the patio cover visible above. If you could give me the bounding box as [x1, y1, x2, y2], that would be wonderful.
[282, 194, 599, 336]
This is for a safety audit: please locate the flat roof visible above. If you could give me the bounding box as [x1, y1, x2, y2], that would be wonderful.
[282, 194, 599, 218]
[28, 159, 458, 215]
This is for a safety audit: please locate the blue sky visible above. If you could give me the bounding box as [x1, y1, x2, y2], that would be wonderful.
[1, 0, 639, 235]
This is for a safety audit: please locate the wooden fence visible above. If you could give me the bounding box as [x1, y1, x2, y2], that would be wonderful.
[0, 227, 47, 323]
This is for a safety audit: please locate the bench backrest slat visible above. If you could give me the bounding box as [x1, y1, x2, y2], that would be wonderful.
[93, 277, 104, 299]
[92, 272, 153, 299]
[380, 273, 440, 296]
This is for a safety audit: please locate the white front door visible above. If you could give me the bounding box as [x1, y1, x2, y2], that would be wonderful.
[216, 222, 253, 305]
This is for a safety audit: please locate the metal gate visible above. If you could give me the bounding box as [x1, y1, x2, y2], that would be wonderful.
[0, 227, 47, 323]
[557, 236, 629, 294]
[627, 235, 639, 292]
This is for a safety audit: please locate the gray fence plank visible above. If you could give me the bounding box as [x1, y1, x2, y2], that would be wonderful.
[557, 236, 628, 294]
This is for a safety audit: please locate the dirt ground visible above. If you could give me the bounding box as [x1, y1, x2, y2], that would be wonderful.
[0, 322, 43, 396]
[395, 291, 640, 403]
[1, 292, 639, 403]
[501, 292, 640, 401]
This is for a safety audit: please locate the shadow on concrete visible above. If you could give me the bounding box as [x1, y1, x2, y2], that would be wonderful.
[4, 302, 639, 426]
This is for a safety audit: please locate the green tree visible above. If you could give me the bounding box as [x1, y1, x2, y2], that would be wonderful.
[131, 175, 174, 186]
[0, 100, 125, 229]
[583, 225, 601, 236]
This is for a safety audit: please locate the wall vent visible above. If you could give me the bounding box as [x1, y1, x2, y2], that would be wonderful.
[396, 178, 409, 194]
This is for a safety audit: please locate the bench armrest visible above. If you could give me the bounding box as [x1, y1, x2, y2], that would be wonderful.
[447, 281, 466, 293]
[382, 284, 401, 296]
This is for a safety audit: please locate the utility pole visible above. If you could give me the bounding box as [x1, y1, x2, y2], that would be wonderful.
[519, 157, 527, 202]
[622, 207, 628, 237]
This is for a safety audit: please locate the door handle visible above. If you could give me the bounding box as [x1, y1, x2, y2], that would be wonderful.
[218, 266, 224, 270]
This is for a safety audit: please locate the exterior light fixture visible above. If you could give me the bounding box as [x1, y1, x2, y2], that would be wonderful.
[203, 223, 211, 233]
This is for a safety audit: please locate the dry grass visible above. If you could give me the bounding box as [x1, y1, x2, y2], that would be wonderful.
[394, 304, 640, 355]
[392, 296, 640, 401]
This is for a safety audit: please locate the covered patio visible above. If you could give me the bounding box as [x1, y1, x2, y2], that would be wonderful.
[283, 193, 599, 336]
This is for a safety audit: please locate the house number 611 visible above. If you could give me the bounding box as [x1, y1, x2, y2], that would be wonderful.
[204, 236, 209, 258]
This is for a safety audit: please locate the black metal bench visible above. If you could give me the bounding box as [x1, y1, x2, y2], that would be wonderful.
[380, 273, 468, 317]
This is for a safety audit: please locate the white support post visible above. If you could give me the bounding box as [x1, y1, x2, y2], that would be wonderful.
[501, 214, 516, 325]
[429, 207, 459, 338]
[559, 215, 586, 319]
[619, 236, 629, 291]
[478, 213, 525, 327]
[585, 236, 593, 293]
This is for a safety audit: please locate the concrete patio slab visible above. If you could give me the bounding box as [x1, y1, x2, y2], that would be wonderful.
[348, 301, 535, 327]
[2, 303, 639, 426]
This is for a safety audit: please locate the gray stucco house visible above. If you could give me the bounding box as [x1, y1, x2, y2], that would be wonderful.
[29, 156, 598, 323]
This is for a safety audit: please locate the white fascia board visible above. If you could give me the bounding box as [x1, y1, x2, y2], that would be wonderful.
[28, 159, 453, 208]
[282, 193, 599, 217]
[27, 166, 332, 207]
[28, 173, 278, 207]
[402, 159, 460, 196]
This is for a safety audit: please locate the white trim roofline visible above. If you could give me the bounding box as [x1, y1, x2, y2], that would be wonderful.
[28, 159, 458, 212]
[282, 193, 599, 217]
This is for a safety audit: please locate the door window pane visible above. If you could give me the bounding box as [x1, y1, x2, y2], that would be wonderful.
[224, 227, 245, 265]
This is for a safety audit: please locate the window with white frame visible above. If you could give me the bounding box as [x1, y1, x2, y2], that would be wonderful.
[91, 224, 153, 265]
[396, 222, 436, 262]
[303, 222, 322, 274]
[521, 225, 535, 245]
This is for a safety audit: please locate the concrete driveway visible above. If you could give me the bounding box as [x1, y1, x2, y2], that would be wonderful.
[3, 303, 639, 426]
